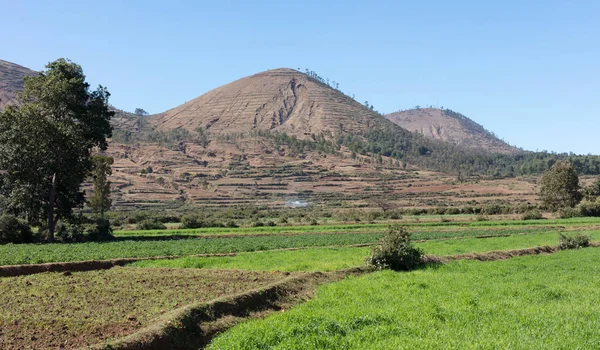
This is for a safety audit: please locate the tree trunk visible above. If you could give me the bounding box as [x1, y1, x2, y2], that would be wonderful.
[47, 173, 57, 242]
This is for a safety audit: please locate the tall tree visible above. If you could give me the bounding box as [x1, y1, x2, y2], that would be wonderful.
[539, 161, 582, 210]
[0, 59, 113, 241]
[89, 155, 113, 219]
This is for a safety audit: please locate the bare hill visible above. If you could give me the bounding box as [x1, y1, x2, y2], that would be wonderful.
[0, 59, 37, 109]
[386, 108, 519, 154]
[153, 68, 387, 137]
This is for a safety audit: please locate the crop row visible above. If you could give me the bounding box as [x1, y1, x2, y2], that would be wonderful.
[0, 233, 383, 266]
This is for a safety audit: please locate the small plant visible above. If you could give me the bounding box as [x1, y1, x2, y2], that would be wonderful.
[440, 216, 450, 223]
[310, 218, 319, 226]
[366, 225, 423, 271]
[521, 210, 544, 221]
[559, 233, 590, 250]
[252, 221, 265, 227]
[266, 220, 277, 227]
[136, 219, 166, 231]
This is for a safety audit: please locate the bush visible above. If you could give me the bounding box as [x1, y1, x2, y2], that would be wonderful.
[57, 218, 113, 242]
[475, 215, 489, 222]
[558, 207, 581, 219]
[225, 220, 239, 228]
[0, 214, 34, 244]
[559, 233, 590, 250]
[266, 220, 277, 227]
[136, 219, 166, 230]
[366, 225, 423, 271]
[521, 210, 544, 221]
[310, 218, 319, 226]
[577, 201, 600, 217]
[252, 221, 264, 227]
[181, 215, 203, 229]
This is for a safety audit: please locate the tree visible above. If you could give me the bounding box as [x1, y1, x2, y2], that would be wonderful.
[539, 161, 582, 210]
[134, 108, 148, 116]
[0, 59, 113, 241]
[89, 155, 113, 219]
[370, 198, 398, 213]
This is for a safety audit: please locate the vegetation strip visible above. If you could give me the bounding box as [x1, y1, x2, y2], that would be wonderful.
[0, 244, 376, 277]
[426, 241, 600, 263]
[0, 253, 238, 278]
[87, 267, 372, 350]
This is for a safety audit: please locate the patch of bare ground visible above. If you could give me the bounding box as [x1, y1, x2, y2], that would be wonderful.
[0, 268, 290, 350]
[87, 267, 370, 350]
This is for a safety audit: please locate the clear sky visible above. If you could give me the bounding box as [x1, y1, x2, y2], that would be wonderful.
[3, 0, 599, 154]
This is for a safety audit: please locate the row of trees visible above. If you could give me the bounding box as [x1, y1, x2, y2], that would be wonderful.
[0, 59, 114, 242]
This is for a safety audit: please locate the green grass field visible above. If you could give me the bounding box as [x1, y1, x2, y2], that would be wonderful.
[0, 233, 382, 265]
[208, 248, 600, 349]
[131, 231, 600, 272]
[113, 217, 600, 238]
[130, 247, 372, 272]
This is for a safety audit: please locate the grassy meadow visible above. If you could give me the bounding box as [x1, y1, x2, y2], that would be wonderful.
[208, 248, 600, 349]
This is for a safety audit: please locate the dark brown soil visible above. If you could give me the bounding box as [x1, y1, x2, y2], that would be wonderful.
[0, 268, 291, 349]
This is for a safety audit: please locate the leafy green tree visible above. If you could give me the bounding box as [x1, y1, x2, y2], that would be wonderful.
[89, 155, 113, 219]
[0, 59, 113, 241]
[539, 161, 582, 210]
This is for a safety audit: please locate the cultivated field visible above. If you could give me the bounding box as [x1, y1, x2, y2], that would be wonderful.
[1, 215, 599, 349]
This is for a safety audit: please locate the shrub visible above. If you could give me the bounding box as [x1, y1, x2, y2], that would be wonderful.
[475, 215, 489, 222]
[482, 203, 503, 215]
[366, 225, 423, 271]
[57, 218, 113, 242]
[266, 220, 277, 227]
[387, 211, 402, 220]
[521, 210, 544, 221]
[577, 201, 600, 217]
[559, 233, 590, 250]
[558, 207, 581, 219]
[252, 221, 264, 227]
[226, 220, 239, 228]
[181, 215, 203, 229]
[0, 214, 34, 244]
[310, 218, 319, 226]
[136, 219, 166, 230]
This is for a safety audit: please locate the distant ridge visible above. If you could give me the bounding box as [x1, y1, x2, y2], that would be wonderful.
[386, 108, 519, 154]
[0, 59, 37, 109]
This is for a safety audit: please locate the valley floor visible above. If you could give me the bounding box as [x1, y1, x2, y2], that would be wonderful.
[1, 215, 599, 349]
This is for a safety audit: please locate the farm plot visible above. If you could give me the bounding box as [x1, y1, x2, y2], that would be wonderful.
[0, 268, 291, 349]
[130, 230, 600, 272]
[208, 248, 600, 349]
[0, 233, 383, 266]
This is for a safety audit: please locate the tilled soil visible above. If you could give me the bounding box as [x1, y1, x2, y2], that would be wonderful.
[0, 267, 292, 349]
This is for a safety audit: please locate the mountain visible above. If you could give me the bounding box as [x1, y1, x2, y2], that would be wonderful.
[385, 108, 519, 154]
[0, 59, 37, 109]
[153, 68, 388, 137]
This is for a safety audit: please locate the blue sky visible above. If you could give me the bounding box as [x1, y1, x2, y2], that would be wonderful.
[3, 0, 599, 154]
